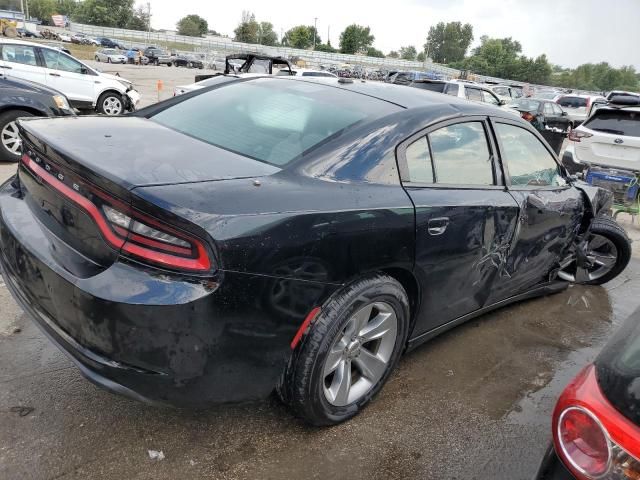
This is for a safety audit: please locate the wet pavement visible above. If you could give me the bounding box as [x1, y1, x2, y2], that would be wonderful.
[1, 162, 640, 479]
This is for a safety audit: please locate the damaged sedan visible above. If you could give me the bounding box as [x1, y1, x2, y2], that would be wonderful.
[0, 77, 631, 426]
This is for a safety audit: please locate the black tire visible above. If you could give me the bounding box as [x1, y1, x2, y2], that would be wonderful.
[583, 216, 631, 285]
[96, 91, 124, 116]
[95, 55, 100, 62]
[107, 57, 111, 64]
[279, 274, 410, 426]
[0, 109, 34, 163]
[154, 59, 159, 66]
[167, 62, 172, 67]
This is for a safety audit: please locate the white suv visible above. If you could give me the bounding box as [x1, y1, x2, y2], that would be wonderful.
[563, 100, 640, 173]
[0, 39, 140, 115]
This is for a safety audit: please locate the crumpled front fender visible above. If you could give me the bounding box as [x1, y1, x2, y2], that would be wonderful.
[573, 180, 613, 219]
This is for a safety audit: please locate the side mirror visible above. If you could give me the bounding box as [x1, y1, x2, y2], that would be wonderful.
[499, 99, 507, 106]
[562, 111, 568, 116]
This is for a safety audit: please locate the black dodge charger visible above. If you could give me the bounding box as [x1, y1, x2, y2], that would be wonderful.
[0, 76, 631, 425]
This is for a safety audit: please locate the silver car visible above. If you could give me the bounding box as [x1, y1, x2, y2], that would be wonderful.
[94, 48, 127, 64]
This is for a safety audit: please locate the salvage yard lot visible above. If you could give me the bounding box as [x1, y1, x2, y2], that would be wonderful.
[1, 66, 640, 478]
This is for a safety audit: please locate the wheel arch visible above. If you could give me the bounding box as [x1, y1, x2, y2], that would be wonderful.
[0, 105, 47, 118]
[379, 267, 421, 345]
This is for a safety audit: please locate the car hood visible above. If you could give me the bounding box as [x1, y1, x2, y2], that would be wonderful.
[17, 116, 280, 189]
[99, 72, 129, 83]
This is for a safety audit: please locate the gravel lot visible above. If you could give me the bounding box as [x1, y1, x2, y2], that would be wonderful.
[1, 70, 640, 479]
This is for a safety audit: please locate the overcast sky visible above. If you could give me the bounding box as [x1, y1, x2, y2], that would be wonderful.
[148, 0, 640, 69]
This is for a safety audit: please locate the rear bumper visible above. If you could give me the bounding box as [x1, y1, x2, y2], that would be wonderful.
[0, 176, 336, 406]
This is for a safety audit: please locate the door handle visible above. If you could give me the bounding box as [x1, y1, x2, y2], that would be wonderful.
[48, 73, 61, 77]
[428, 217, 449, 236]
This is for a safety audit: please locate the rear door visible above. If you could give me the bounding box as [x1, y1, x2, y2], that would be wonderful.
[0, 43, 46, 85]
[397, 117, 520, 335]
[39, 48, 96, 107]
[487, 118, 583, 304]
[576, 109, 640, 170]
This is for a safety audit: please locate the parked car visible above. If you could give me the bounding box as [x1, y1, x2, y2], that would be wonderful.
[606, 90, 640, 101]
[276, 68, 337, 77]
[96, 37, 124, 49]
[506, 98, 572, 133]
[484, 84, 523, 102]
[172, 54, 204, 69]
[557, 94, 607, 126]
[0, 74, 74, 162]
[562, 96, 640, 174]
[406, 79, 449, 93]
[71, 33, 99, 46]
[94, 48, 127, 64]
[224, 53, 292, 75]
[389, 71, 443, 85]
[58, 33, 72, 43]
[143, 47, 172, 66]
[444, 80, 508, 107]
[16, 28, 40, 38]
[535, 307, 640, 480]
[0, 77, 630, 426]
[0, 39, 140, 115]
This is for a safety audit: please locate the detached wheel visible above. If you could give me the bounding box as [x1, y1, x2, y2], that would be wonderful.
[97, 92, 124, 116]
[0, 110, 33, 162]
[558, 216, 631, 285]
[279, 274, 409, 425]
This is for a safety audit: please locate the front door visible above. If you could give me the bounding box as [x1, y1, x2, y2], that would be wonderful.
[486, 119, 584, 304]
[38, 48, 96, 108]
[397, 118, 520, 336]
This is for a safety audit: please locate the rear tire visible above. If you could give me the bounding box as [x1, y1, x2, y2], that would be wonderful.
[278, 274, 410, 426]
[0, 109, 33, 162]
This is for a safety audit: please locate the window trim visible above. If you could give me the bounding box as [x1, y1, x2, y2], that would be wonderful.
[396, 116, 504, 190]
[489, 117, 571, 191]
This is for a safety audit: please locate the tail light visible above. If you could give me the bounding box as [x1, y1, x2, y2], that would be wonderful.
[21, 153, 212, 273]
[521, 112, 536, 122]
[568, 130, 593, 142]
[552, 365, 640, 479]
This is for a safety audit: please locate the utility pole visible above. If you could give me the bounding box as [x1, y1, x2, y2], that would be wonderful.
[327, 25, 330, 46]
[313, 17, 317, 49]
[147, 2, 151, 43]
[25, 0, 29, 21]
[19, 0, 25, 26]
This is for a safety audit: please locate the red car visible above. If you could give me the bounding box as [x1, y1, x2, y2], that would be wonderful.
[536, 308, 640, 479]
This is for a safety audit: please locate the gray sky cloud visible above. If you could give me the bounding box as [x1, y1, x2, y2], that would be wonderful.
[148, 0, 640, 69]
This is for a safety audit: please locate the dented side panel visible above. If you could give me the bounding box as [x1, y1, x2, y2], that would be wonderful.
[486, 187, 584, 305]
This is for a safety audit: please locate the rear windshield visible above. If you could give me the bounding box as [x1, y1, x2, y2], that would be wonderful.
[583, 110, 640, 137]
[150, 78, 398, 166]
[558, 96, 588, 108]
[596, 308, 640, 424]
[411, 82, 446, 93]
[509, 99, 541, 111]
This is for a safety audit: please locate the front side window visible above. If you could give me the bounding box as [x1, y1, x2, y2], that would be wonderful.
[495, 123, 565, 187]
[41, 49, 85, 74]
[150, 78, 399, 166]
[482, 91, 500, 105]
[466, 88, 483, 102]
[543, 103, 555, 116]
[428, 122, 494, 185]
[1, 44, 37, 66]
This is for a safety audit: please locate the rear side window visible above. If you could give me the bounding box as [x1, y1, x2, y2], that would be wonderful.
[466, 88, 483, 102]
[1, 44, 37, 66]
[444, 83, 459, 96]
[429, 122, 493, 185]
[405, 137, 434, 183]
[583, 110, 640, 137]
[495, 123, 565, 187]
[151, 78, 399, 166]
[558, 96, 588, 108]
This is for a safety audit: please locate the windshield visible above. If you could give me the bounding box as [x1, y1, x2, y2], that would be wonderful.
[150, 78, 398, 166]
[509, 99, 541, 111]
[596, 308, 640, 424]
[583, 110, 640, 136]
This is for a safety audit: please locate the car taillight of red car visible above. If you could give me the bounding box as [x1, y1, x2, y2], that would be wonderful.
[552, 364, 640, 479]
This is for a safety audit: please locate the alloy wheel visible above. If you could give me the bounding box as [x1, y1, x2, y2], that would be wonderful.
[558, 233, 618, 283]
[323, 302, 397, 406]
[1, 121, 21, 156]
[102, 96, 123, 115]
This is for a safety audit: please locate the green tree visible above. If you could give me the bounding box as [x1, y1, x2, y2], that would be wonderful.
[233, 11, 259, 43]
[282, 25, 320, 49]
[176, 14, 208, 37]
[126, 5, 149, 31]
[416, 51, 426, 62]
[258, 22, 278, 46]
[366, 46, 384, 58]
[26, 0, 56, 23]
[73, 0, 134, 28]
[55, 0, 78, 16]
[387, 50, 399, 58]
[315, 42, 337, 53]
[424, 21, 473, 64]
[339, 24, 374, 54]
[400, 45, 417, 61]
